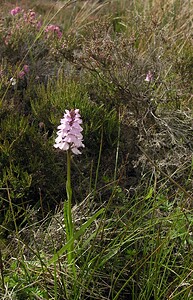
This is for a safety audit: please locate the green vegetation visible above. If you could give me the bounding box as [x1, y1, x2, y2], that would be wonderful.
[0, 0, 193, 299]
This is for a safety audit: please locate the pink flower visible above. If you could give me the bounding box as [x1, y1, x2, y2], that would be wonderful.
[18, 71, 25, 79]
[23, 65, 29, 74]
[45, 24, 62, 39]
[145, 71, 153, 82]
[10, 7, 21, 16]
[18, 65, 29, 79]
[54, 109, 85, 155]
[23, 10, 37, 26]
[29, 10, 36, 19]
[36, 21, 42, 30]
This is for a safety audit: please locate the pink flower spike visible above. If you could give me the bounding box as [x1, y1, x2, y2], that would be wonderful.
[10, 7, 21, 16]
[54, 109, 85, 155]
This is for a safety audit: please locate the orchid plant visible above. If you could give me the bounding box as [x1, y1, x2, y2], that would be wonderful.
[53, 109, 104, 296]
[54, 109, 85, 279]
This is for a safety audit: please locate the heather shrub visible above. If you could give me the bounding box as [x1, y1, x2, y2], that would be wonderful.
[0, 5, 64, 100]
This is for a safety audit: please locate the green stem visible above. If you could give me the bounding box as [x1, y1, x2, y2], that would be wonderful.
[66, 150, 73, 237]
[65, 150, 76, 281]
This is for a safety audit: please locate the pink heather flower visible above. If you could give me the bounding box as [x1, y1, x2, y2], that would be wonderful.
[18, 65, 29, 79]
[10, 7, 21, 16]
[23, 65, 29, 74]
[18, 71, 25, 79]
[23, 10, 36, 25]
[29, 10, 36, 19]
[45, 24, 62, 39]
[145, 71, 153, 82]
[36, 21, 42, 30]
[54, 109, 85, 155]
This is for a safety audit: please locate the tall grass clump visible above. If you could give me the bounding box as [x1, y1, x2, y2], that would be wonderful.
[0, 0, 193, 299]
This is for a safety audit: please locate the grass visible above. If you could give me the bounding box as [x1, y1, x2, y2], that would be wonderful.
[0, 0, 193, 299]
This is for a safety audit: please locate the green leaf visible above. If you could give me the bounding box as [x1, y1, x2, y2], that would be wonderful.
[145, 187, 154, 200]
[47, 208, 105, 266]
